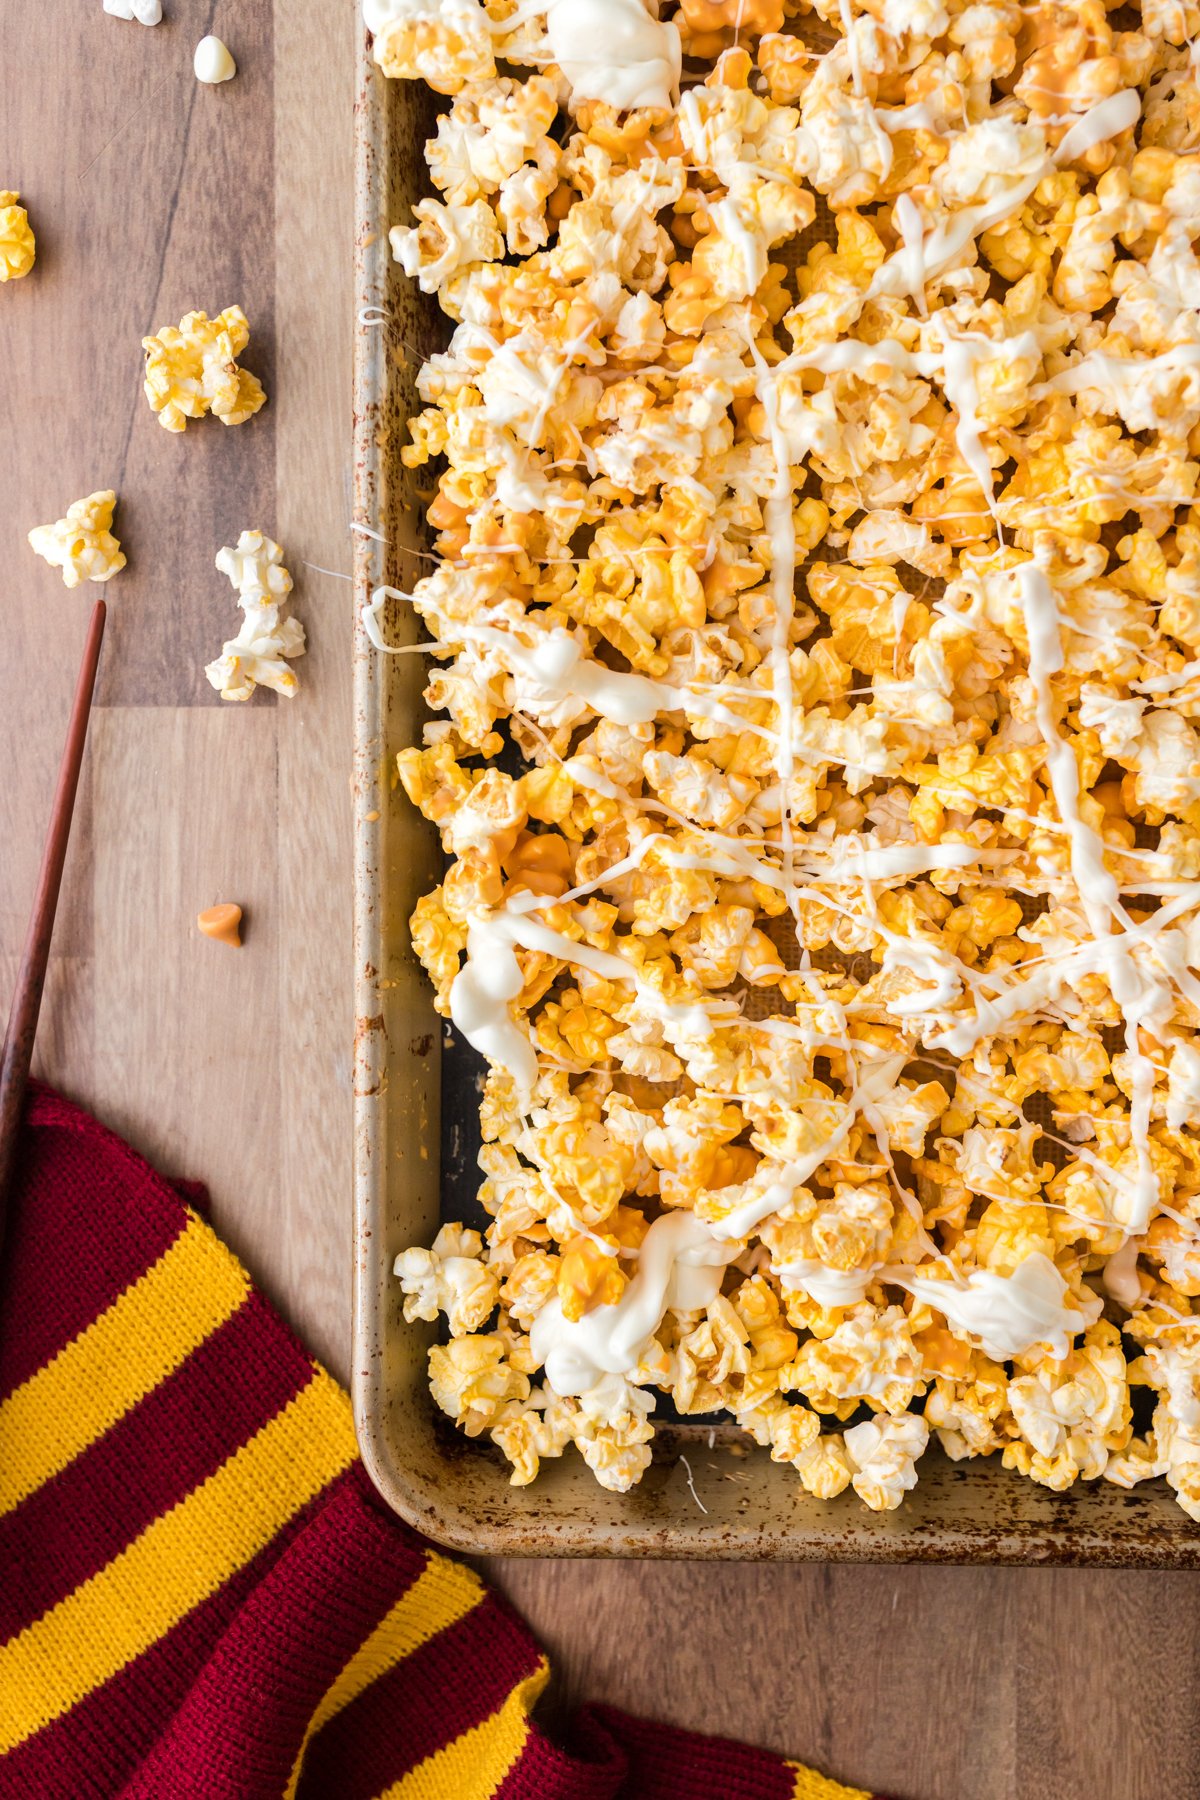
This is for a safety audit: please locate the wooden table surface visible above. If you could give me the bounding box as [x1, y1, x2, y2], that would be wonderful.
[3, 5, 1197, 1796]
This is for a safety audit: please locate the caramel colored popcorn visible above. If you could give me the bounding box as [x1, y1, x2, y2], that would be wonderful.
[142, 306, 266, 433]
[374, 0, 1200, 1516]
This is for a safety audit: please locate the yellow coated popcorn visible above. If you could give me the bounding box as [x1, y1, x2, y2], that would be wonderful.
[142, 306, 266, 433]
[378, 0, 1200, 1519]
[28, 490, 125, 588]
[490, 1390, 577, 1485]
[1004, 1321, 1132, 1490]
[428, 1334, 529, 1437]
[0, 191, 34, 281]
[365, 0, 495, 95]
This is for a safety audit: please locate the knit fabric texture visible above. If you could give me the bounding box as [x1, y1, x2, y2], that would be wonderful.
[0, 1084, 892, 1800]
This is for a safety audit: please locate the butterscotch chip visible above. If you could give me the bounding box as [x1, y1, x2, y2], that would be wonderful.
[197, 903, 243, 948]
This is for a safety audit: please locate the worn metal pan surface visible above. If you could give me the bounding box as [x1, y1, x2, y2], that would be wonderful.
[351, 25, 1200, 1563]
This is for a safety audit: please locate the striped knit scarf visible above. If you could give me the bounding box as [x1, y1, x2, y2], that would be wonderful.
[0, 1085, 892, 1800]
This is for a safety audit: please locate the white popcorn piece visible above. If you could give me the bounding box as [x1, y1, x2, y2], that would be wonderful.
[844, 1414, 930, 1512]
[390, 198, 505, 294]
[394, 1223, 501, 1336]
[205, 530, 305, 702]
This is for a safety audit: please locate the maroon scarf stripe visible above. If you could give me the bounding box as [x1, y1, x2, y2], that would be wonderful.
[491, 1712, 627, 1800]
[0, 1095, 188, 1399]
[120, 1469, 430, 1800]
[295, 1590, 544, 1800]
[572, 1705, 803, 1800]
[0, 1293, 316, 1639]
[0, 1483, 334, 1800]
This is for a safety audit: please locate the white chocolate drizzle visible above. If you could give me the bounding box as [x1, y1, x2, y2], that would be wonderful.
[768, 331, 1040, 526]
[530, 1210, 737, 1397]
[1014, 560, 1160, 1234]
[530, 1229, 1099, 1401]
[449, 900, 727, 1100]
[543, 0, 682, 114]
[748, 338, 803, 919]
[867, 91, 1142, 306]
[894, 1252, 1101, 1361]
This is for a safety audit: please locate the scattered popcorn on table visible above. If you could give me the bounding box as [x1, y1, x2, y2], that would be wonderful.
[0, 192, 35, 282]
[142, 307, 266, 433]
[368, 0, 1200, 1515]
[28, 490, 125, 588]
[103, 0, 162, 22]
[205, 531, 305, 701]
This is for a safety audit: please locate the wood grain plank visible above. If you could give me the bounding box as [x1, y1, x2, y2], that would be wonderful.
[0, 0, 275, 710]
[271, 0, 358, 1378]
[1015, 1572, 1200, 1800]
[0, 664, 95, 963]
[0, 956, 93, 1101]
[495, 1562, 1018, 1799]
[87, 705, 282, 1288]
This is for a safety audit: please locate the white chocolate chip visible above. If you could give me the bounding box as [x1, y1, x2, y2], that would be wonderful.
[194, 35, 237, 84]
[104, 0, 163, 22]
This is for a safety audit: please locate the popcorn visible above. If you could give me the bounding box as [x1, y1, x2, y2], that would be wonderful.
[28, 491, 125, 588]
[844, 1413, 930, 1511]
[924, 1353, 1008, 1460]
[394, 1223, 500, 1335]
[428, 1334, 529, 1436]
[364, 0, 495, 95]
[427, 76, 559, 205]
[1004, 1322, 1132, 1489]
[490, 1390, 577, 1485]
[680, 0, 785, 56]
[783, 1306, 924, 1417]
[142, 307, 266, 433]
[104, 0, 163, 22]
[1106, 1333, 1200, 1518]
[390, 199, 505, 293]
[793, 1432, 854, 1498]
[378, 4, 1200, 1518]
[0, 191, 35, 281]
[573, 1427, 654, 1492]
[205, 531, 305, 701]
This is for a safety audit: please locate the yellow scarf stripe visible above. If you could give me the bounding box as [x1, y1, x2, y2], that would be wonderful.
[371, 1660, 549, 1800]
[284, 1555, 486, 1799]
[0, 1215, 250, 1518]
[789, 1759, 874, 1800]
[0, 1373, 355, 1753]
